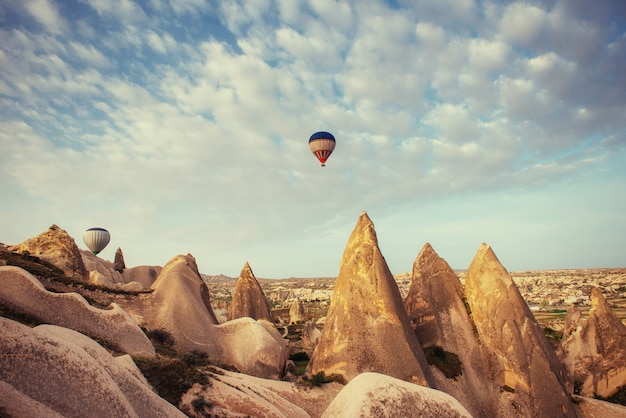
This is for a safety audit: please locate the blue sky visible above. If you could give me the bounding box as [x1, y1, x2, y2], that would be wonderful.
[1, 0, 625, 278]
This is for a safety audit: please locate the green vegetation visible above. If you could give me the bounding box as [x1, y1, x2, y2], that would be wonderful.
[289, 351, 309, 376]
[300, 371, 346, 387]
[423, 346, 463, 379]
[542, 326, 564, 350]
[134, 329, 212, 407]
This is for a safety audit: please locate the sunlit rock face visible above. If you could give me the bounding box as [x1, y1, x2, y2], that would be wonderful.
[464, 243, 577, 417]
[0, 266, 154, 357]
[228, 262, 274, 322]
[289, 297, 306, 324]
[404, 243, 499, 417]
[301, 320, 322, 355]
[0, 318, 184, 418]
[307, 212, 434, 386]
[321, 372, 472, 418]
[559, 288, 626, 398]
[8, 225, 88, 281]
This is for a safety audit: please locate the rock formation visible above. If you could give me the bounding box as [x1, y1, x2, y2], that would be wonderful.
[228, 262, 274, 322]
[464, 243, 577, 417]
[404, 243, 498, 417]
[8, 225, 88, 281]
[147, 254, 221, 353]
[289, 297, 306, 324]
[114, 247, 126, 272]
[307, 212, 434, 386]
[0, 317, 184, 418]
[0, 266, 154, 357]
[141, 254, 287, 379]
[321, 372, 472, 418]
[301, 320, 322, 355]
[122, 265, 162, 289]
[558, 288, 626, 398]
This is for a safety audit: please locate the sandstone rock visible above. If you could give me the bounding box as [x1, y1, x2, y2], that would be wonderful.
[301, 320, 322, 355]
[307, 212, 434, 386]
[464, 243, 577, 417]
[289, 297, 306, 324]
[8, 225, 88, 281]
[145, 254, 288, 379]
[216, 317, 289, 379]
[180, 367, 343, 418]
[114, 247, 126, 272]
[0, 266, 155, 357]
[122, 265, 162, 289]
[404, 243, 499, 417]
[558, 288, 626, 398]
[0, 318, 183, 418]
[228, 262, 274, 322]
[321, 372, 473, 418]
[148, 254, 221, 354]
[82, 249, 126, 288]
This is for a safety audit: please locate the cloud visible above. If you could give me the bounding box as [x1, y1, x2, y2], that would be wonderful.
[1, 0, 624, 276]
[24, 0, 68, 34]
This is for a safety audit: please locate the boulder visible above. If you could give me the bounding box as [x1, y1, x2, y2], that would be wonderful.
[0, 317, 183, 418]
[321, 372, 472, 418]
[307, 212, 434, 386]
[8, 225, 88, 281]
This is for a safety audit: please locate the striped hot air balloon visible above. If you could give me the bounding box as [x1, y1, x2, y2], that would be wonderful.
[308, 131, 336, 167]
[83, 227, 110, 255]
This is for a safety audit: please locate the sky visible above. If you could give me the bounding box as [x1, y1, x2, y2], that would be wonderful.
[1, 0, 625, 278]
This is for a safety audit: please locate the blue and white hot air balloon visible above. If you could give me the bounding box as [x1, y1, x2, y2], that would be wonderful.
[83, 227, 110, 255]
[308, 131, 336, 167]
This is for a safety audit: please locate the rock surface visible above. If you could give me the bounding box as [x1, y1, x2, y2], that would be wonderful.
[307, 212, 434, 386]
[289, 297, 306, 324]
[559, 288, 626, 398]
[228, 262, 274, 322]
[404, 243, 498, 417]
[321, 372, 472, 418]
[0, 266, 155, 357]
[464, 243, 577, 417]
[114, 247, 126, 272]
[8, 225, 88, 281]
[0, 317, 183, 418]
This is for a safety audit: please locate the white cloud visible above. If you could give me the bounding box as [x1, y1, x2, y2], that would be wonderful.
[24, 0, 68, 34]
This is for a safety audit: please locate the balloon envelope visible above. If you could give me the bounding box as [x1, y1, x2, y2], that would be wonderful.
[308, 131, 336, 166]
[83, 227, 110, 255]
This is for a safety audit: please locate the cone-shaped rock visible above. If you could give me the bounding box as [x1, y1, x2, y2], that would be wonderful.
[558, 288, 626, 397]
[307, 212, 434, 386]
[228, 262, 274, 322]
[149, 254, 221, 354]
[113, 247, 125, 272]
[404, 243, 498, 417]
[289, 297, 306, 324]
[8, 225, 88, 281]
[465, 243, 577, 417]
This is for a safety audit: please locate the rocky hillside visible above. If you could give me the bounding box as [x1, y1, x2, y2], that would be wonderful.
[2, 218, 626, 417]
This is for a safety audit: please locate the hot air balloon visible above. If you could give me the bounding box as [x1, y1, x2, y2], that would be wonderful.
[309, 131, 336, 167]
[83, 227, 110, 255]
